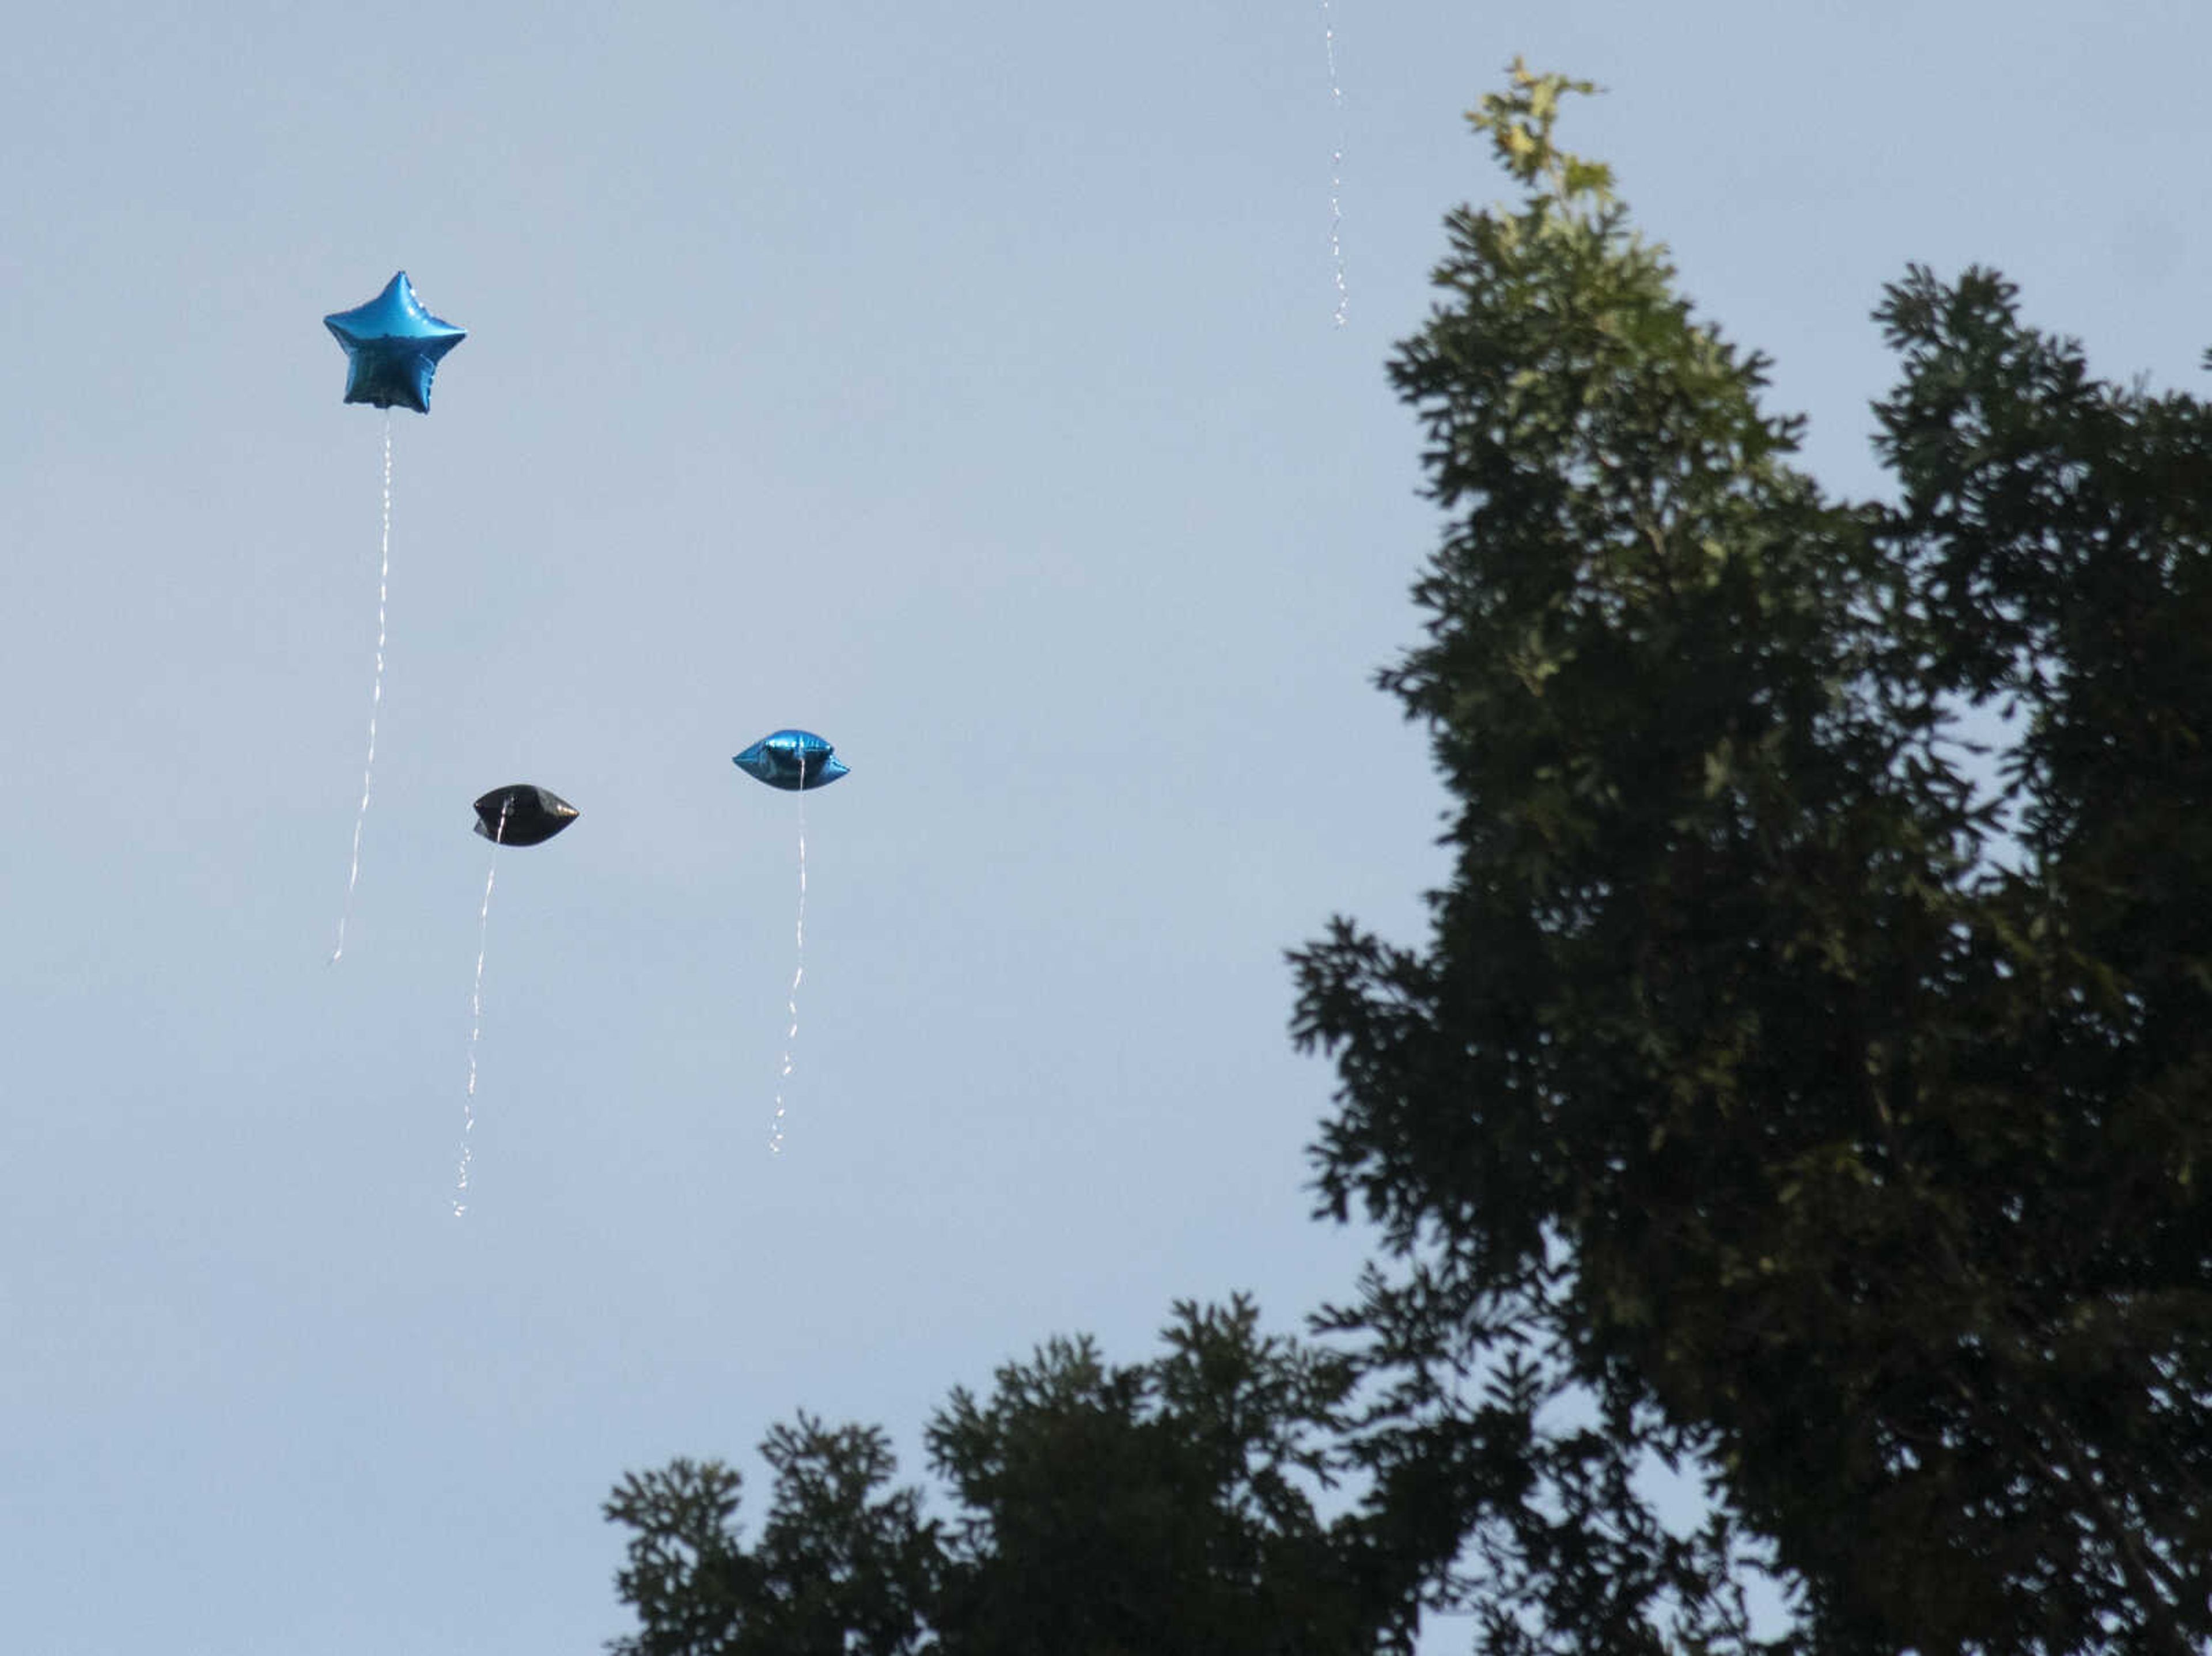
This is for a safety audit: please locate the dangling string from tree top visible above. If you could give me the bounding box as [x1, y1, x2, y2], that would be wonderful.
[1319, 2, 1350, 327]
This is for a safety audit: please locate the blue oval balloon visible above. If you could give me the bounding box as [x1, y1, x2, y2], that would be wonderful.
[734, 730, 849, 791]
[324, 271, 467, 413]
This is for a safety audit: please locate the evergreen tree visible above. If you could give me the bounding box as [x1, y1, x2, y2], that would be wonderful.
[1293, 60, 2212, 1654]
[605, 1298, 1407, 1655]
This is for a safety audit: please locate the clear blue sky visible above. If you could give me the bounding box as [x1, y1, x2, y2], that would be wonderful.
[3, 3, 2207, 1651]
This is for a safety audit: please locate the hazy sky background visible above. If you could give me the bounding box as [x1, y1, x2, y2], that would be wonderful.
[3, 4, 2208, 1651]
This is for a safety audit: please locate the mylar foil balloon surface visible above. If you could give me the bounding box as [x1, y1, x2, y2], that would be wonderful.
[472, 785, 580, 846]
[733, 730, 849, 791]
[324, 271, 467, 412]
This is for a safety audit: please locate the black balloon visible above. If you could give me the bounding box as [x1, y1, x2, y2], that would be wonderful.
[472, 785, 579, 847]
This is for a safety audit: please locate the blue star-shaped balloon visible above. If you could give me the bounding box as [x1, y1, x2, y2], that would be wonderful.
[734, 730, 850, 791]
[323, 271, 467, 413]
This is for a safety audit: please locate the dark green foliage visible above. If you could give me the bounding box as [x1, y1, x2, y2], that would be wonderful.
[1293, 60, 2212, 1655]
[604, 1422, 937, 1656]
[927, 1296, 1392, 1656]
[606, 1298, 1410, 1656]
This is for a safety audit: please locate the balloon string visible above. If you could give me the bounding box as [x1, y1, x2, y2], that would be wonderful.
[1320, 1, 1348, 327]
[770, 759, 808, 1154]
[457, 802, 509, 1216]
[331, 414, 393, 962]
